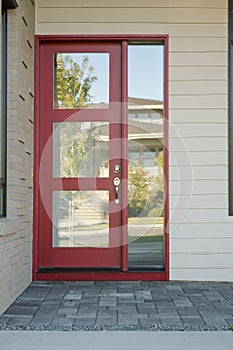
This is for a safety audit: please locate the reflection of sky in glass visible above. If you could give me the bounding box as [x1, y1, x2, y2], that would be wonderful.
[128, 45, 164, 101]
[70, 53, 109, 104]
[65, 45, 163, 104]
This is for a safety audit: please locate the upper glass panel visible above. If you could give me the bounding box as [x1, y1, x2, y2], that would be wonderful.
[54, 53, 109, 109]
[128, 44, 164, 104]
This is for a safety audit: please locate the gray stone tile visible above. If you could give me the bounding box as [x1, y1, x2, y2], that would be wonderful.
[97, 310, 117, 317]
[181, 317, 205, 326]
[156, 312, 180, 319]
[74, 318, 96, 326]
[29, 319, 51, 326]
[6, 316, 33, 325]
[139, 319, 159, 327]
[4, 306, 38, 317]
[64, 291, 82, 300]
[51, 317, 75, 326]
[2, 281, 233, 329]
[95, 317, 117, 326]
[57, 307, 78, 315]
[198, 309, 227, 317]
[135, 314, 149, 319]
[75, 313, 97, 319]
[60, 301, 78, 308]
[165, 285, 184, 293]
[178, 309, 200, 317]
[118, 316, 139, 326]
[159, 318, 183, 325]
[46, 291, 67, 300]
[135, 291, 153, 300]
[173, 298, 193, 307]
[99, 298, 117, 307]
[117, 306, 138, 313]
[202, 317, 229, 326]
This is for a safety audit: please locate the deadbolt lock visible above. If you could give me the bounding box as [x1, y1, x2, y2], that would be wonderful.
[114, 164, 121, 174]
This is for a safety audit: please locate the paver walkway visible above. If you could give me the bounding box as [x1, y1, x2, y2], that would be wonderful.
[0, 281, 233, 331]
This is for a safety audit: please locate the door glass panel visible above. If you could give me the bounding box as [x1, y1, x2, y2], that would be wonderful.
[53, 191, 109, 247]
[53, 122, 109, 178]
[54, 53, 109, 109]
[128, 44, 165, 269]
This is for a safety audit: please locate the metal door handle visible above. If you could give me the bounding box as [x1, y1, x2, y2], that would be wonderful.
[115, 186, 119, 205]
[113, 177, 120, 204]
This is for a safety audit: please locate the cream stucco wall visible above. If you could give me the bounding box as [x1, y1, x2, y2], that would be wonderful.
[0, 0, 34, 314]
[35, 0, 232, 281]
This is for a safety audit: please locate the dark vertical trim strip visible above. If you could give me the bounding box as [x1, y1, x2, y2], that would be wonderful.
[33, 36, 40, 279]
[229, 0, 233, 215]
[164, 36, 169, 281]
[1, 6, 7, 218]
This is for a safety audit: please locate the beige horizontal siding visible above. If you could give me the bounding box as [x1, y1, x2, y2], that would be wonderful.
[170, 66, 228, 80]
[170, 222, 233, 238]
[170, 238, 233, 254]
[35, 0, 233, 282]
[37, 0, 227, 9]
[36, 22, 228, 37]
[169, 137, 227, 151]
[170, 151, 227, 166]
[170, 209, 229, 224]
[170, 165, 227, 180]
[170, 52, 227, 66]
[170, 95, 227, 109]
[170, 254, 233, 269]
[170, 110, 227, 123]
[170, 81, 227, 96]
[37, 8, 227, 24]
[169, 180, 227, 195]
[170, 194, 227, 209]
[170, 38, 228, 52]
[169, 124, 227, 137]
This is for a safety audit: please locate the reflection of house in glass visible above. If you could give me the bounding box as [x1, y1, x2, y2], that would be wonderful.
[92, 97, 164, 178]
[128, 97, 163, 176]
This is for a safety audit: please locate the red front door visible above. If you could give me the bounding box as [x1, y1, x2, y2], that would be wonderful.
[37, 42, 123, 268]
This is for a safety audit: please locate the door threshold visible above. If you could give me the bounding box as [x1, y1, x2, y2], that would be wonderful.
[35, 269, 167, 281]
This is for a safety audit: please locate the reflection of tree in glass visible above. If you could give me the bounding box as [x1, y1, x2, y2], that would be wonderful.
[147, 151, 164, 217]
[58, 123, 94, 222]
[128, 164, 149, 217]
[128, 151, 164, 218]
[59, 123, 88, 178]
[56, 54, 97, 108]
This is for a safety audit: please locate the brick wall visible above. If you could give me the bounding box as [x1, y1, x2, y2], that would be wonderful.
[0, 0, 35, 315]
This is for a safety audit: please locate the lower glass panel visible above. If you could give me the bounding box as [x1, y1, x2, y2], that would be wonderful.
[127, 125, 164, 269]
[128, 144, 164, 269]
[53, 191, 109, 248]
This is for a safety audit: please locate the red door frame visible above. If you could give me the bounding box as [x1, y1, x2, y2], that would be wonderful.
[33, 35, 169, 281]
